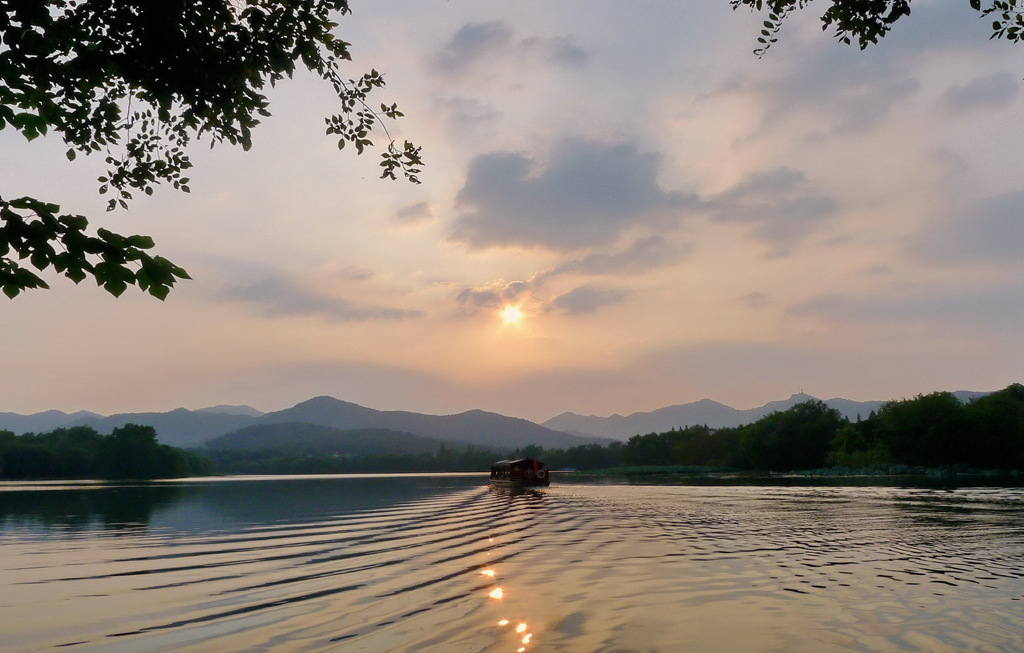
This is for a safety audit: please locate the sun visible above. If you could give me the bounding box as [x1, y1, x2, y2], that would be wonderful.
[501, 304, 523, 325]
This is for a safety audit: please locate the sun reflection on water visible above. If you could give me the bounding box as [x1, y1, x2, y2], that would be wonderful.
[482, 531, 539, 652]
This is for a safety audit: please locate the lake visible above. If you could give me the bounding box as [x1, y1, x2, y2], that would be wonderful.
[2, 475, 1023, 652]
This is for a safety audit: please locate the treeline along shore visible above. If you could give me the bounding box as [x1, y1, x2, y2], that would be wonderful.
[538, 384, 1024, 476]
[0, 424, 211, 480]
[2, 384, 1022, 480]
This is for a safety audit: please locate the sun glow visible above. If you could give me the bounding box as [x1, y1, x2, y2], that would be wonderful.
[501, 305, 523, 325]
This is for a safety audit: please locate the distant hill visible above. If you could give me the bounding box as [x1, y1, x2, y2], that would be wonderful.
[2, 390, 992, 450]
[0, 397, 606, 451]
[65, 408, 261, 447]
[544, 398, 750, 441]
[206, 423, 452, 456]
[542, 391, 991, 440]
[197, 405, 264, 417]
[259, 396, 609, 450]
[0, 409, 103, 434]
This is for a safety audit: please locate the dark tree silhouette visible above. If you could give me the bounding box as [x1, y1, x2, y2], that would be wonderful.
[1, 0, 421, 299]
[731, 1, 1024, 56]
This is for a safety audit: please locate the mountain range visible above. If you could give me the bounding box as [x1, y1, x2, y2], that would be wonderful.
[0, 397, 610, 451]
[0, 391, 991, 451]
[541, 391, 988, 440]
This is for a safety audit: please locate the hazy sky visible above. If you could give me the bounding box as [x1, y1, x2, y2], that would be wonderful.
[2, 0, 1022, 422]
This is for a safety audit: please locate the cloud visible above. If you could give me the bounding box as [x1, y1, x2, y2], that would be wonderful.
[429, 21, 515, 75]
[450, 138, 697, 251]
[788, 283, 1024, 330]
[393, 201, 434, 226]
[503, 280, 530, 299]
[942, 72, 1019, 115]
[454, 280, 528, 313]
[912, 189, 1024, 265]
[455, 276, 631, 319]
[429, 20, 589, 77]
[737, 4, 1013, 137]
[455, 287, 501, 310]
[722, 41, 920, 136]
[542, 236, 688, 279]
[336, 265, 375, 282]
[522, 35, 589, 67]
[706, 168, 838, 255]
[431, 96, 500, 131]
[225, 276, 422, 322]
[551, 285, 628, 315]
[738, 291, 769, 309]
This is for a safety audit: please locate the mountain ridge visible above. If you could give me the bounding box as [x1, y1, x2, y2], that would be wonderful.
[257, 396, 605, 450]
[542, 391, 989, 440]
[1, 390, 993, 447]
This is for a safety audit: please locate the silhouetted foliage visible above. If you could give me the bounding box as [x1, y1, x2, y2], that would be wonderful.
[732, 400, 845, 470]
[531, 386, 1024, 474]
[94, 424, 187, 479]
[2, 0, 420, 299]
[731, 1, 1024, 56]
[961, 383, 1024, 469]
[874, 392, 967, 467]
[0, 423, 208, 479]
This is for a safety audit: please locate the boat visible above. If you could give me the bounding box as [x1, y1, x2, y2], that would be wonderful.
[489, 458, 551, 487]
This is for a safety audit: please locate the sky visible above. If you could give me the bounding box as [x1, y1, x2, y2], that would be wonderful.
[2, 0, 1022, 423]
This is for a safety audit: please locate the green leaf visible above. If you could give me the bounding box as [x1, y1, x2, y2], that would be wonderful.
[148, 284, 170, 301]
[104, 279, 128, 297]
[125, 235, 155, 249]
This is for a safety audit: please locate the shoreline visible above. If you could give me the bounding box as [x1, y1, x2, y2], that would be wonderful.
[557, 465, 1024, 487]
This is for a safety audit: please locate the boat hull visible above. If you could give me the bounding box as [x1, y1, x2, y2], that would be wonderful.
[489, 477, 549, 488]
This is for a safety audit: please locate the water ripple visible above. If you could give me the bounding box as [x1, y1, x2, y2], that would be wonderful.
[2, 480, 1024, 651]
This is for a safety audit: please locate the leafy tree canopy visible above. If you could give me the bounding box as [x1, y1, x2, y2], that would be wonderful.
[731, 0, 1024, 55]
[1, 0, 421, 299]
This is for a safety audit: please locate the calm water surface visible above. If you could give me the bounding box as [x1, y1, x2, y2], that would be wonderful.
[2, 475, 1023, 652]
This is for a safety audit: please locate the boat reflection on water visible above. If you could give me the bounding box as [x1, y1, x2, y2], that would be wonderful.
[487, 485, 547, 499]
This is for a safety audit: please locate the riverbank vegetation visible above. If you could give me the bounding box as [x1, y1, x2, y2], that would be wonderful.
[536, 384, 1024, 475]
[199, 384, 1024, 477]
[0, 424, 211, 480]
[4, 385, 1021, 479]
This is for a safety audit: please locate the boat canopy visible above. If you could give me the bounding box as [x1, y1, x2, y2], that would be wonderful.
[491, 458, 541, 469]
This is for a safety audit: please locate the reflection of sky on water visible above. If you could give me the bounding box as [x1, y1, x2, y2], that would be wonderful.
[0, 474, 487, 535]
[155, 474, 487, 532]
